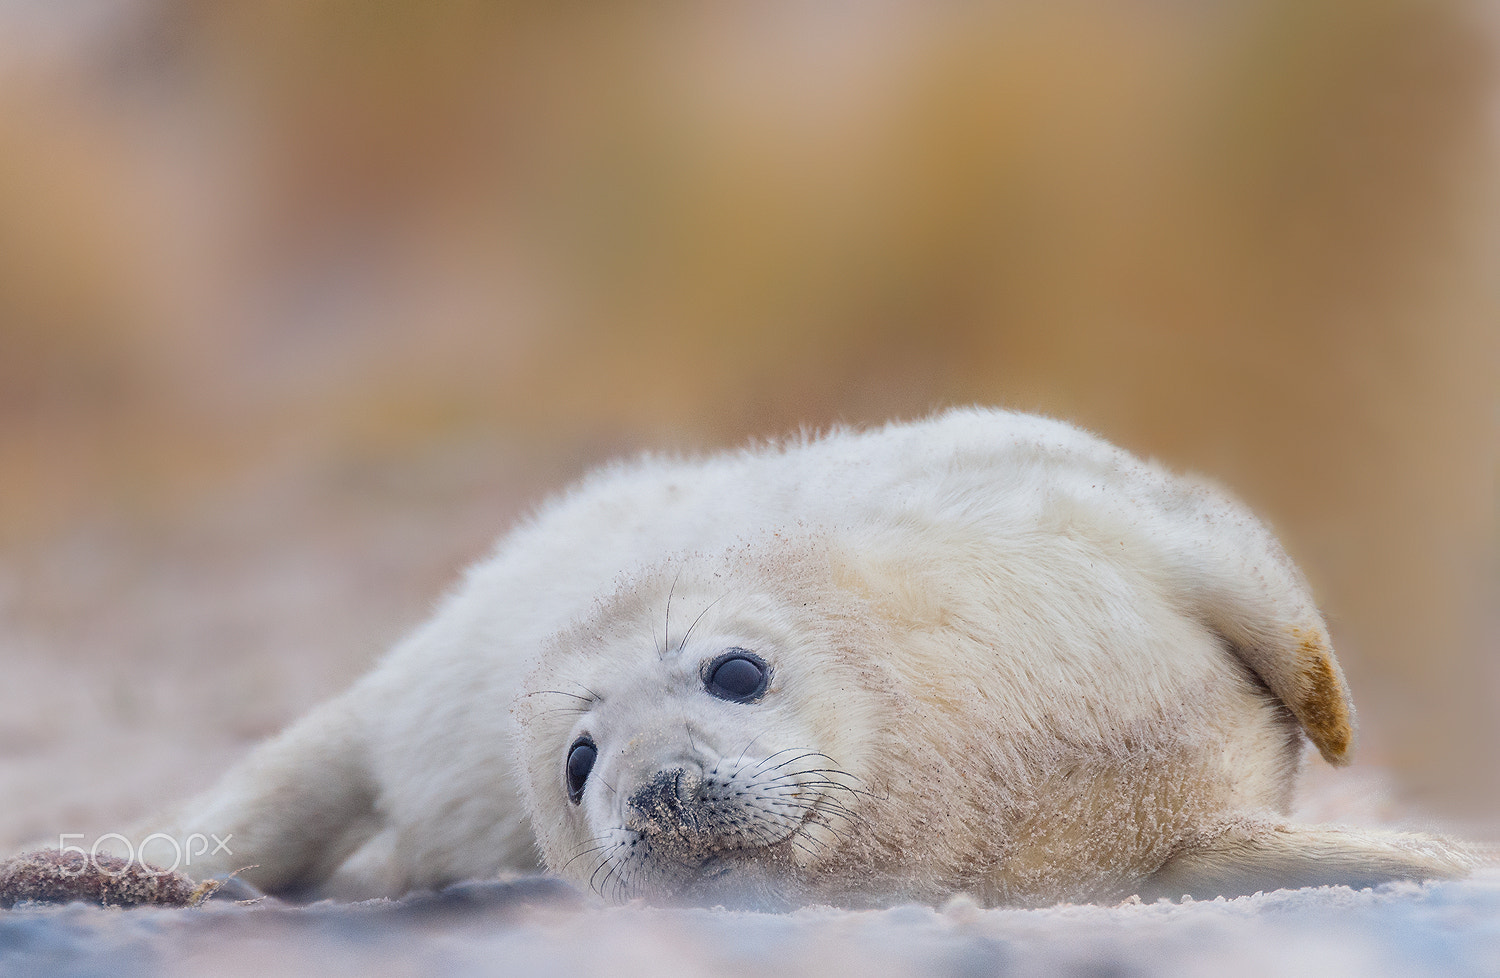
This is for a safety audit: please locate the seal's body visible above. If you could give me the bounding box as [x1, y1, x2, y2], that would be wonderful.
[145, 409, 1469, 905]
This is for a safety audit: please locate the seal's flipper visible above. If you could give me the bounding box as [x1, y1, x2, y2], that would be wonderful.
[1209, 612, 1354, 767]
[1139, 822, 1474, 901]
[1153, 477, 1356, 765]
[137, 693, 381, 898]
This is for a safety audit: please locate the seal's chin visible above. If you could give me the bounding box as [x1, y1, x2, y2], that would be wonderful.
[611, 822, 810, 910]
[664, 849, 799, 912]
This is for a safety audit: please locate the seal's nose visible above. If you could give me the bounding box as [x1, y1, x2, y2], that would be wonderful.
[626, 768, 706, 834]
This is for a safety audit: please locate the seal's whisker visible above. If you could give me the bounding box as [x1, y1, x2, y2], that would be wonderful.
[783, 833, 824, 860]
[767, 795, 863, 825]
[732, 798, 840, 834]
[753, 750, 862, 778]
[532, 707, 589, 720]
[660, 568, 682, 659]
[560, 837, 616, 873]
[758, 772, 876, 800]
[589, 842, 624, 897]
[775, 798, 865, 835]
[732, 734, 769, 771]
[600, 854, 628, 902]
[562, 681, 604, 703]
[758, 767, 859, 784]
[746, 815, 846, 853]
[521, 689, 596, 702]
[746, 746, 815, 772]
[676, 594, 727, 656]
[752, 750, 865, 783]
[752, 749, 830, 776]
[761, 778, 870, 802]
[758, 796, 862, 833]
[731, 816, 790, 851]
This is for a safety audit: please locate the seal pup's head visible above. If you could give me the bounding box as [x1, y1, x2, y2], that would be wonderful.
[514, 538, 895, 908]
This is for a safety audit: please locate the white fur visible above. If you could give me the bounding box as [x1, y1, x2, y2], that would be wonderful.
[137, 408, 1469, 905]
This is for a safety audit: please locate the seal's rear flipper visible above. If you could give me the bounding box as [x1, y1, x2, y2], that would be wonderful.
[1139, 822, 1474, 901]
[1152, 477, 1357, 766]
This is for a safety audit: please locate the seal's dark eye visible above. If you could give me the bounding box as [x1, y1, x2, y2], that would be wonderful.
[566, 738, 596, 804]
[704, 649, 769, 703]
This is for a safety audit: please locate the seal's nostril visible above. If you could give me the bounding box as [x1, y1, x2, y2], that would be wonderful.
[629, 770, 680, 820]
[629, 768, 710, 833]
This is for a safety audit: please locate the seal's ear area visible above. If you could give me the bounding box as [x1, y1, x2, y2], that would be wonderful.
[827, 550, 946, 629]
[1138, 822, 1475, 902]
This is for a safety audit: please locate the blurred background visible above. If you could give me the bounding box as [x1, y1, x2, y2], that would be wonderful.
[1, 0, 1496, 852]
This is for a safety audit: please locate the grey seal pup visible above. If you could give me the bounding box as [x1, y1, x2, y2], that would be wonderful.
[126, 408, 1470, 907]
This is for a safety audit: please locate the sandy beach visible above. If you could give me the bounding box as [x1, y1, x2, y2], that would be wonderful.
[5, 868, 1499, 977]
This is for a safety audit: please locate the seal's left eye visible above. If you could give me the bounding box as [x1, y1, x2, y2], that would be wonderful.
[704, 649, 769, 703]
[566, 738, 596, 804]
